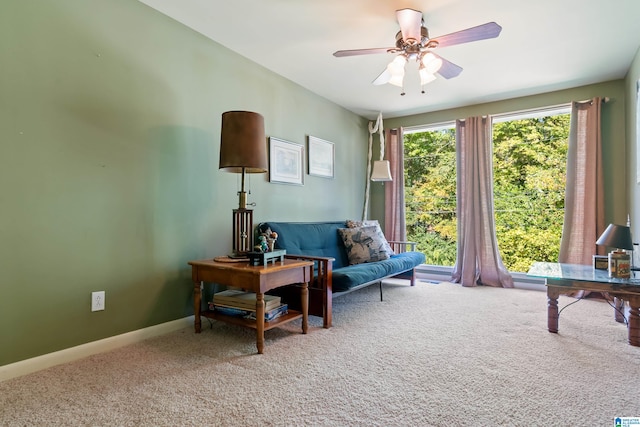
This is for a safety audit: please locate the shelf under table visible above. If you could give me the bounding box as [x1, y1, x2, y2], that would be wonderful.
[201, 309, 303, 331]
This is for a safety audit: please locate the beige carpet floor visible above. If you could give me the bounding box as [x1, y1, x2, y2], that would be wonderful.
[1, 280, 639, 426]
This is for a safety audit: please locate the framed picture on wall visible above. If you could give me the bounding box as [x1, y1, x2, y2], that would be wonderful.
[269, 137, 304, 185]
[308, 136, 335, 178]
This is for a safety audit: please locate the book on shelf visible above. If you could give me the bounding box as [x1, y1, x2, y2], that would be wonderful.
[213, 290, 281, 311]
[210, 303, 288, 322]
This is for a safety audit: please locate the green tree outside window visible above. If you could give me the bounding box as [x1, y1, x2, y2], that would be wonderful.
[404, 114, 570, 272]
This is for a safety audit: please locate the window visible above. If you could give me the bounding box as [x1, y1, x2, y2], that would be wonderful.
[404, 123, 457, 266]
[403, 106, 570, 272]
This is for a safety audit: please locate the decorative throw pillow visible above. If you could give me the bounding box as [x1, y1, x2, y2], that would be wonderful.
[345, 219, 395, 255]
[338, 226, 391, 265]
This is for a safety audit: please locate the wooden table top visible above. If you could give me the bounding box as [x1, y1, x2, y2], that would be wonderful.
[188, 257, 313, 274]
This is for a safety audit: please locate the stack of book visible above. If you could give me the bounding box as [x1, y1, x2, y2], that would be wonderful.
[210, 290, 288, 322]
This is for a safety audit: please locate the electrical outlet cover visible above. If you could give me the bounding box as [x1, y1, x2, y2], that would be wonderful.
[92, 291, 105, 311]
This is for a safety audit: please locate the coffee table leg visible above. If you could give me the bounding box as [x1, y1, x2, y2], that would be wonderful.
[628, 296, 640, 347]
[614, 297, 626, 323]
[194, 281, 202, 333]
[547, 287, 560, 333]
[301, 281, 308, 334]
[256, 292, 265, 354]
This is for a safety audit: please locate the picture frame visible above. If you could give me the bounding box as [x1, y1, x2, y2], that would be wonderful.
[308, 136, 335, 178]
[269, 137, 304, 185]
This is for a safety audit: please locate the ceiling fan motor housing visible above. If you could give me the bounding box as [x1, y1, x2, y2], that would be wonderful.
[395, 27, 433, 48]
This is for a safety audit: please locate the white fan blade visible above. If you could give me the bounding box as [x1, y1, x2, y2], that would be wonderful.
[432, 22, 502, 48]
[372, 68, 391, 85]
[431, 53, 463, 79]
[333, 47, 395, 57]
[396, 9, 423, 43]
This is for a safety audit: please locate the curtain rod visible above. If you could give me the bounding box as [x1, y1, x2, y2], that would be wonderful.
[492, 97, 609, 122]
[406, 97, 610, 129]
[578, 96, 610, 103]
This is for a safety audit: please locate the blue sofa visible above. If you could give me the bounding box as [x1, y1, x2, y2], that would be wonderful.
[258, 221, 425, 328]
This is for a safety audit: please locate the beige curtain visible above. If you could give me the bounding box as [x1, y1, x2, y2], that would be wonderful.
[384, 128, 407, 242]
[452, 117, 513, 288]
[558, 98, 605, 264]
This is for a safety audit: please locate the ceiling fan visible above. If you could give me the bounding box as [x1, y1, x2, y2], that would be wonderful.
[333, 9, 502, 95]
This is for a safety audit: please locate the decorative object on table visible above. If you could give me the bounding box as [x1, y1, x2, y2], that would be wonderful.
[254, 228, 278, 253]
[269, 137, 304, 185]
[263, 228, 278, 252]
[308, 136, 335, 178]
[608, 251, 631, 278]
[248, 249, 287, 266]
[219, 111, 268, 257]
[255, 235, 269, 253]
[592, 255, 608, 270]
[596, 223, 634, 278]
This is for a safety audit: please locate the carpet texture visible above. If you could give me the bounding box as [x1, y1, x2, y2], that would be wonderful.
[1, 280, 639, 426]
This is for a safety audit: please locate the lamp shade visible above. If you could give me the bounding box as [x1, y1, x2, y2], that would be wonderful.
[596, 223, 633, 250]
[219, 111, 268, 173]
[371, 160, 392, 182]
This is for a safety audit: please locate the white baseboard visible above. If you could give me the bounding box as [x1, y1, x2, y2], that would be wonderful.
[0, 316, 194, 382]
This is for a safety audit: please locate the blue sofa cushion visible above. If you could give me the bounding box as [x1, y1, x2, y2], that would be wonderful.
[260, 221, 350, 269]
[332, 251, 426, 292]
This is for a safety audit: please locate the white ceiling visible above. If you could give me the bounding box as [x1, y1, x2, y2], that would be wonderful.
[138, 0, 640, 120]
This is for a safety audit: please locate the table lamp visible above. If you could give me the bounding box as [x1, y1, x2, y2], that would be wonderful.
[219, 111, 268, 257]
[596, 223, 633, 278]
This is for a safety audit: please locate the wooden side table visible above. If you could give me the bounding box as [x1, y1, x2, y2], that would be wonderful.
[188, 258, 314, 354]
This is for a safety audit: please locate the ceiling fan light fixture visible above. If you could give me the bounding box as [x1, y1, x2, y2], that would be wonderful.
[386, 55, 406, 87]
[422, 52, 443, 74]
[419, 67, 436, 86]
[389, 55, 407, 69]
[388, 73, 405, 87]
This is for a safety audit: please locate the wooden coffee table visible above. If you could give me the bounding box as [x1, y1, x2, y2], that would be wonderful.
[188, 257, 314, 354]
[528, 262, 640, 346]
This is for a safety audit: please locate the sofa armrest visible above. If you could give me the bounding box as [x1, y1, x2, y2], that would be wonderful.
[387, 241, 417, 253]
[284, 254, 334, 328]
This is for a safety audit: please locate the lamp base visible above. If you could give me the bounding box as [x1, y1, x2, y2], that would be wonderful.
[232, 208, 253, 256]
[227, 252, 249, 260]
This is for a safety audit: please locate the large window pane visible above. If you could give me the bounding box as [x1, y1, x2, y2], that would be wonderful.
[403, 109, 570, 272]
[492, 113, 570, 272]
[404, 127, 457, 266]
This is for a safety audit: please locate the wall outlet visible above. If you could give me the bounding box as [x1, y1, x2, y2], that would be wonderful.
[91, 291, 105, 312]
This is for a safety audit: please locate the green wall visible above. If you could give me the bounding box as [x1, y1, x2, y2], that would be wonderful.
[0, 0, 368, 366]
[371, 81, 629, 229]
